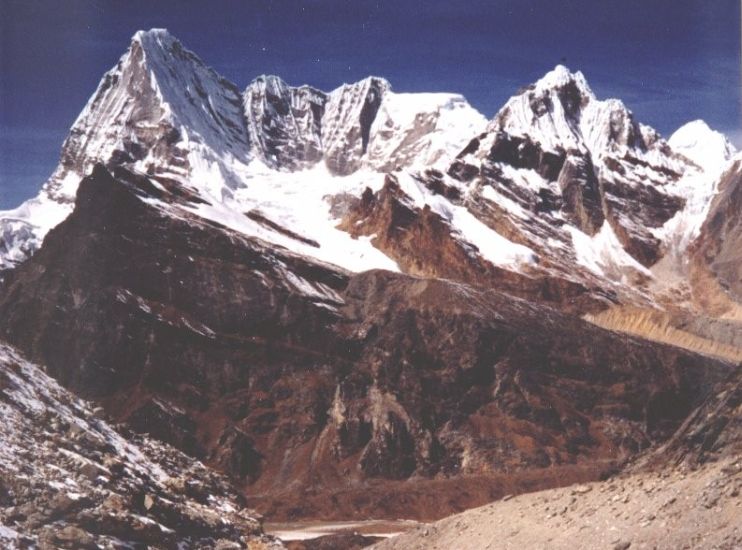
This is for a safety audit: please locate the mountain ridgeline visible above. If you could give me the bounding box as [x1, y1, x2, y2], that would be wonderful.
[0, 27, 740, 532]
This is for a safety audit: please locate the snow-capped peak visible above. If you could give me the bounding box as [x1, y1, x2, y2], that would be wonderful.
[490, 65, 638, 157]
[533, 64, 595, 99]
[44, 26, 251, 203]
[0, 28, 255, 270]
[125, 27, 251, 163]
[669, 120, 736, 174]
[131, 27, 177, 47]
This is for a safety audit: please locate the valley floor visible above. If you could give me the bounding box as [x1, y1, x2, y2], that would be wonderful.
[371, 457, 742, 550]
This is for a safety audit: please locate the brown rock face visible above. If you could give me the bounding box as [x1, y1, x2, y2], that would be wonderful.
[339, 174, 610, 315]
[557, 155, 604, 235]
[0, 166, 733, 521]
[635, 365, 742, 470]
[691, 159, 742, 315]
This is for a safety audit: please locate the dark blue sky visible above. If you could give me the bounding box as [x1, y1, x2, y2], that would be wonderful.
[1, 0, 740, 208]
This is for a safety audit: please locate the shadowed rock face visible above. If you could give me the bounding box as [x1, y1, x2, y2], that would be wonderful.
[557, 155, 604, 235]
[0, 164, 347, 401]
[487, 132, 567, 181]
[0, 166, 733, 520]
[691, 159, 742, 314]
[634, 364, 742, 471]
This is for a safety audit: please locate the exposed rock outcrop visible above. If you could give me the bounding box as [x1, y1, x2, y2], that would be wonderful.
[690, 157, 742, 317]
[244, 75, 326, 170]
[372, 362, 742, 550]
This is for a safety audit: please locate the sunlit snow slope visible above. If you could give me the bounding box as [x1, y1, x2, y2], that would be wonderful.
[0, 29, 484, 273]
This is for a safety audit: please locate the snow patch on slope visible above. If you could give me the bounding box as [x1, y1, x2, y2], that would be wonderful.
[0, 195, 72, 271]
[367, 92, 487, 169]
[184, 163, 400, 273]
[567, 222, 652, 281]
[395, 172, 538, 269]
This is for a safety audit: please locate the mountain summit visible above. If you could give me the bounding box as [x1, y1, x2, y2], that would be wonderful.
[51, 28, 252, 202]
[489, 64, 658, 156]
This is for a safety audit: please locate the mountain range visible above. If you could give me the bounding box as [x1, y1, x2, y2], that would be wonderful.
[0, 28, 740, 548]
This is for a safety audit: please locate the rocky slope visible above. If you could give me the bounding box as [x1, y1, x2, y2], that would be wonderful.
[372, 454, 741, 550]
[374, 363, 742, 549]
[0, 340, 280, 549]
[689, 155, 742, 317]
[0, 164, 736, 521]
[636, 365, 741, 470]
